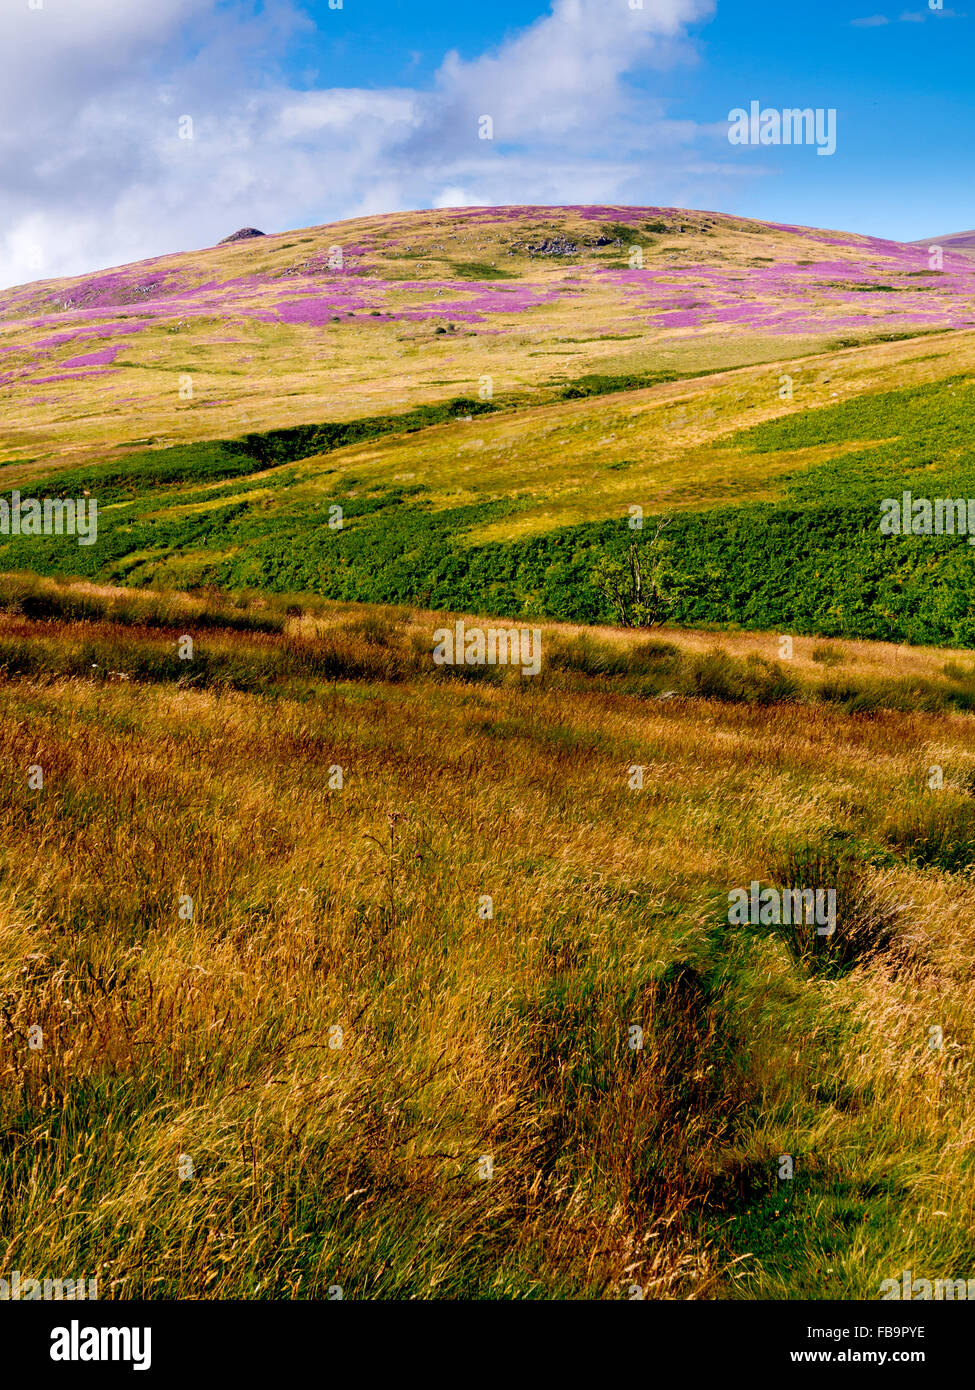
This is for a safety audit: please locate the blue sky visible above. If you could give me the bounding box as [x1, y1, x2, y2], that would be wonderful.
[260, 0, 975, 238]
[0, 0, 971, 288]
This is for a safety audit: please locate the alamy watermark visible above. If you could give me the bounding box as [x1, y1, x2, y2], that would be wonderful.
[880, 493, 975, 545]
[0, 1269, 97, 1300]
[432, 619, 542, 677]
[728, 102, 837, 156]
[0, 491, 97, 546]
[881, 1269, 975, 1300]
[50, 1319, 151, 1371]
[728, 882, 837, 935]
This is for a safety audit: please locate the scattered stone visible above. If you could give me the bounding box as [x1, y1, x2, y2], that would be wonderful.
[529, 236, 580, 257]
[508, 233, 621, 258]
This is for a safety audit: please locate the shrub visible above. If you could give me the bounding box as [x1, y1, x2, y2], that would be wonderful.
[740, 655, 799, 705]
[545, 633, 630, 677]
[686, 649, 744, 702]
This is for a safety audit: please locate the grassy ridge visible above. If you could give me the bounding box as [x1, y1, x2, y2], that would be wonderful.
[36, 396, 497, 504]
[3, 574, 975, 713]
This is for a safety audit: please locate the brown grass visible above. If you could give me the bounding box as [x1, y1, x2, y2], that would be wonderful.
[1, 583, 974, 1297]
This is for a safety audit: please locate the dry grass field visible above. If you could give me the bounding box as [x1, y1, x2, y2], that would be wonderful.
[2, 578, 974, 1298]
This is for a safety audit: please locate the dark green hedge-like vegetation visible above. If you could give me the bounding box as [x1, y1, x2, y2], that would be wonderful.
[6, 374, 975, 646]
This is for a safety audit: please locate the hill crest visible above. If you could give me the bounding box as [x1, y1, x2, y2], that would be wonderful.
[2, 204, 975, 470]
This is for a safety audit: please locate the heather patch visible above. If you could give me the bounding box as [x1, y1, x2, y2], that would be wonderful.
[4, 205, 974, 417]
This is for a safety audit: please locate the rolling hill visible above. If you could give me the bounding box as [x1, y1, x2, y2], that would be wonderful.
[2, 205, 975, 645]
[4, 203, 975, 470]
[4, 210, 975, 1302]
[911, 229, 975, 261]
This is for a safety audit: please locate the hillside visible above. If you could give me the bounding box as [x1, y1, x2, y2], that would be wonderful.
[3, 204, 975, 471]
[912, 230, 975, 261]
[3, 208, 975, 1302]
[2, 205, 975, 647]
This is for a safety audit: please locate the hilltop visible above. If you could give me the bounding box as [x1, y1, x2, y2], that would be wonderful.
[911, 229, 975, 260]
[3, 204, 975, 471]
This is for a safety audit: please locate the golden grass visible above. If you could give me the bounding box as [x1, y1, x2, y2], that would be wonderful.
[1, 582, 975, 1297]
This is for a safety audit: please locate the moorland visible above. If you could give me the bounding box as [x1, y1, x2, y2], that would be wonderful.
[1, 206, 974, 1298]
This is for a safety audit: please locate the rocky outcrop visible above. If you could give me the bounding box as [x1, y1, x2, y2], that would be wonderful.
[218, 228, 266, 245]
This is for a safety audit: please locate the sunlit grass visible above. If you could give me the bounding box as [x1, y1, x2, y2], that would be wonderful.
[1, 581, 974, 1298]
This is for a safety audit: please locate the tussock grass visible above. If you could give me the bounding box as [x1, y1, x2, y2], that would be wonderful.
[763, 844, 906, 977]
[1, 584, 975, 1297]
[5, 576, 975, 716]
[880, 796, 975, 875]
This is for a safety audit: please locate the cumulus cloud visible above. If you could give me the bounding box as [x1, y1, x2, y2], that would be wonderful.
[0, 0, 731, 291]
[430, 0, 711, 143]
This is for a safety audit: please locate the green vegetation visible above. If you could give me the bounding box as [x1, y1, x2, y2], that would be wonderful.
[8, 373, 975, 649]
[558, 369, 680, 399]
[446, 261, 518, 280]
[40, 397, 498, 504]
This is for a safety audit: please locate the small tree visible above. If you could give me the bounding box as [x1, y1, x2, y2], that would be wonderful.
[591, 518, 677, 628]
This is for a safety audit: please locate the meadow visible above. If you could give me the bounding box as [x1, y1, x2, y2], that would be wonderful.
[0, 577, 974, 1298]
[6, 359, 975, 646]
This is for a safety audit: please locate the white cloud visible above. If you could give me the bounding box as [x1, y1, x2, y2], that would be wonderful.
[0, 0, 209, 125]
[852, 6, 964, 21]
[432, 0, 712, 139]
[433, 186, 480, 209]
[0, 0, 731, 292]
[273, 90, 419, 139]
